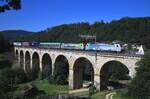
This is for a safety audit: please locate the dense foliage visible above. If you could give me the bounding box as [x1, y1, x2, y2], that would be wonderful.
[128, 51, 150, 99]
[0, 0, 21, 12]
[20, 17, 150, 49]
[0, 67, 28, 97]
[0, 68, 26, 93]
[0, 33, 12, 53]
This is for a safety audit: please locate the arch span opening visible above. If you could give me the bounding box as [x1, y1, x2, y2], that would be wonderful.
[25, 51, 31, 75]
[32, 52, 40, 79]
[20, 50, 24, 68]
[100, 61, 130, 90]
[73, 57, 94, 89]
[54, 55, 69, 85]
[42, 53, 52, 79]
[15, 50, 19, 60]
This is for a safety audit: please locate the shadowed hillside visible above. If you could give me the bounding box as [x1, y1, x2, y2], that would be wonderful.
[2, 17, 150, 49]
[18, 17, 150, 49]
[1, 30, 36, 41]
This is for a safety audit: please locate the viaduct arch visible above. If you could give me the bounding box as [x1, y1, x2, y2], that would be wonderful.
[32, 52, 40, 78]
[100, 60, 130, 90]
[20, 50, 24, 68]
[73, 57, 94, 89]
[15, 50, 19, 61]
[25, 51, 31, 75]
[41, 53, 52, 79]
[54, 55, 69, 84]
[14, 47, 141, 90]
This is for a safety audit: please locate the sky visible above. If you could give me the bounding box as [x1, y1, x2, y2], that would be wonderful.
[0, 0, 150, 32]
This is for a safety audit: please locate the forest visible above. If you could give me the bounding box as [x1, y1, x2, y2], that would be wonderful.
[17, 17, 150, 49]
[0, 33, 11, 53]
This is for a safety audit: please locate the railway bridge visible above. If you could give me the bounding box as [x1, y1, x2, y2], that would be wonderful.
[14, 47, 141, 90]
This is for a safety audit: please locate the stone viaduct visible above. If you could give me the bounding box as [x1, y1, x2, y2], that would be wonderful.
[14, 47, 141, 90]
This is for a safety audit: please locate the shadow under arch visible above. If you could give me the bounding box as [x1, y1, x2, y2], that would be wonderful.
[20, 50, 24, 68]
[42, 53, 52, 79]
[25, 51, 31, 75]
[15, 50, 19, 57]
[32, 52, 40, 78]
[54, 55, 69, 85]
[15, 50, 19, 62]
[100, 60, 130, 90]
[73, 57, 94, 89]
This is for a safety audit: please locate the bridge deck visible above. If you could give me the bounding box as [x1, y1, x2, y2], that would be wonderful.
[15, 46, 142, 58]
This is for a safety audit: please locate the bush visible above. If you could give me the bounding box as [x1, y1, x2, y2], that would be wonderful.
[54, 75, 68, 85]
[47, 74, 68, 85]
[0, 60, 12, 69]
[47, 75, 55, 84]
[0, 67, 29, 95]
[12, 68, 28, 84]
[89, 85, 96, 97]
[0, 68, 14, 94]
[128, 51, 150, 99]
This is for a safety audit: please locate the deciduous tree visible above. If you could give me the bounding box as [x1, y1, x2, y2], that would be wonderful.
[0, 0, 21, 12]
[128, 51, 150, 99]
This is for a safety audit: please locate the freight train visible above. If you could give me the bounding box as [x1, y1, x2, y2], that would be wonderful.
[13, 42, 123, 52]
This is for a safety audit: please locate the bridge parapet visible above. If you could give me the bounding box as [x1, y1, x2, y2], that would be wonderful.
[14, 46, 142, 59]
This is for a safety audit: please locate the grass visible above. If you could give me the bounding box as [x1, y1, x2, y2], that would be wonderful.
[113, 89, 133, 99]
[91, 90, 111, 99]
[13, 79, 69, 96]
[31, 79, 69, 95]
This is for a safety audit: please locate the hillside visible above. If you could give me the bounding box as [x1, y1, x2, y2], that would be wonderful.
[0, 30, 36, 41]
[20, 17, 150, 49]
[1, 17, 149, 48]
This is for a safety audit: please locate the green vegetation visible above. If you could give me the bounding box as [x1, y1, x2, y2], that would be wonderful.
[91, 91, 110, 99]
[19, 17, 150, 49]
[0, 67, 29, 96]
[32, 79, 69, 95]
[127, 51, 150, 99]
[0, 60, 12, 69]
[53, 56, 69, 85]
[0, 33, 12, 53]
[111, 51, 150, 99]
[1, 30, 35, 41]
[113, 89, 133, 99]
[0, 67, 69, 98]
[0, 51, 69, 98]
[12, 79, 68, 98]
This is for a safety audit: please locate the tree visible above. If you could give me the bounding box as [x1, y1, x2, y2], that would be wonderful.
[0, 0, 21, 13]
[0, 67, 28, 97]
[0, 68, 14, 95]
[128, 51, 150, 99]
[0, 33, 12, 53]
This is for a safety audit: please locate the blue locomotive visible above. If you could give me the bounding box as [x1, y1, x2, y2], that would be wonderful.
[85, 43, 122, 52]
